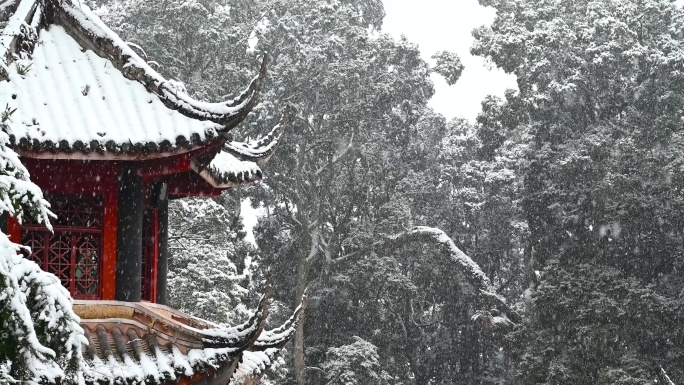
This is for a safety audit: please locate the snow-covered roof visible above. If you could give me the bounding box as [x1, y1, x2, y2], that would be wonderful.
[0, 0, 267, 157]
[0, 0, 286, 191]
[224, 115, 287, 167]
[73, 295, 304, 385]
[3, 25, 224, 153]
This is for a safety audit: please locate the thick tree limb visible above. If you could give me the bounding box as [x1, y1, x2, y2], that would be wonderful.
[383, 226, 521, 324]
[294, 295, 308, 385]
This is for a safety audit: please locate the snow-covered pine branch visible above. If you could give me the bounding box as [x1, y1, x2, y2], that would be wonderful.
[0, 121, 86, 383]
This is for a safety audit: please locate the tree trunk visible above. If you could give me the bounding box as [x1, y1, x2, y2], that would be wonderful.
[294, 257, 309, 385]
[294, 288, 308, 385]
[294, 224, 317, 385]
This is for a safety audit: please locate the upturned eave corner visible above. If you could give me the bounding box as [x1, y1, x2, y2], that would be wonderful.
[70, 293, 303, 385]
[232, 294, 306, 383]
[196, 112, 287, 188]
[254, 293, 306, 350]
[217, 52, 271, 134]
[225, 111, 288, 167]
[52, 0, 270, 130]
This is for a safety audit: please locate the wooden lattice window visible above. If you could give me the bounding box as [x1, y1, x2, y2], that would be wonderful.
[21, 193, 103, 299]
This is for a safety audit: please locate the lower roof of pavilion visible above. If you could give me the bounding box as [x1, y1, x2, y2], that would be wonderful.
[74, 295, 304, 385]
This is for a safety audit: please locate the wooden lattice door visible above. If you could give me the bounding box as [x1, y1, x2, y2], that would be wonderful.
[21, 193, 104, 299]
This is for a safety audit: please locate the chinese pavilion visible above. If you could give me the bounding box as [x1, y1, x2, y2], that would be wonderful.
[0, 0, 300, 384]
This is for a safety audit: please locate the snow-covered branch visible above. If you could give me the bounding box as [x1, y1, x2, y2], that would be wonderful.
[0, 121, 85, 383]
[382, 226, 520, 325]
[660, 367, 676, 385]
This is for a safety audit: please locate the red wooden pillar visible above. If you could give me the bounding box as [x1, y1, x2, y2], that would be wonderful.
[7, 216, 21, 244]
[101, 189, 118, 300]
[148, 208, 159, 302]
[142, 180, 162, 302]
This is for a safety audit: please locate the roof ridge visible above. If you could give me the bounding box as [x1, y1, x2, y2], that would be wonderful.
[0, 0, 38, 77]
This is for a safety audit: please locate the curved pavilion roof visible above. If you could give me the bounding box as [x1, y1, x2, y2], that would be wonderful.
[0, 0, 285, 188]
[75, 295, 305, 384]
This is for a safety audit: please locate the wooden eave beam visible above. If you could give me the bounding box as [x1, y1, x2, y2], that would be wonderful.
[20, 158, 119, 194]
[136, 154, 192, 178]
[164, 171, 224, 197]
[138, 138, 224, 179]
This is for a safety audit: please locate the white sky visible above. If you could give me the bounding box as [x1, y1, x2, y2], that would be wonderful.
[382, 0, 517, 122]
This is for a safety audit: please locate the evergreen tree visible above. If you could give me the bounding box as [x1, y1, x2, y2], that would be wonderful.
[472, 0, 684, 382]
[167, 195, 255, 325]
[0, 114, 86, 384]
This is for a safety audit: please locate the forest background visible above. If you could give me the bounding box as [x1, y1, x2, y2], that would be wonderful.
[80, 0, 684, 383]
